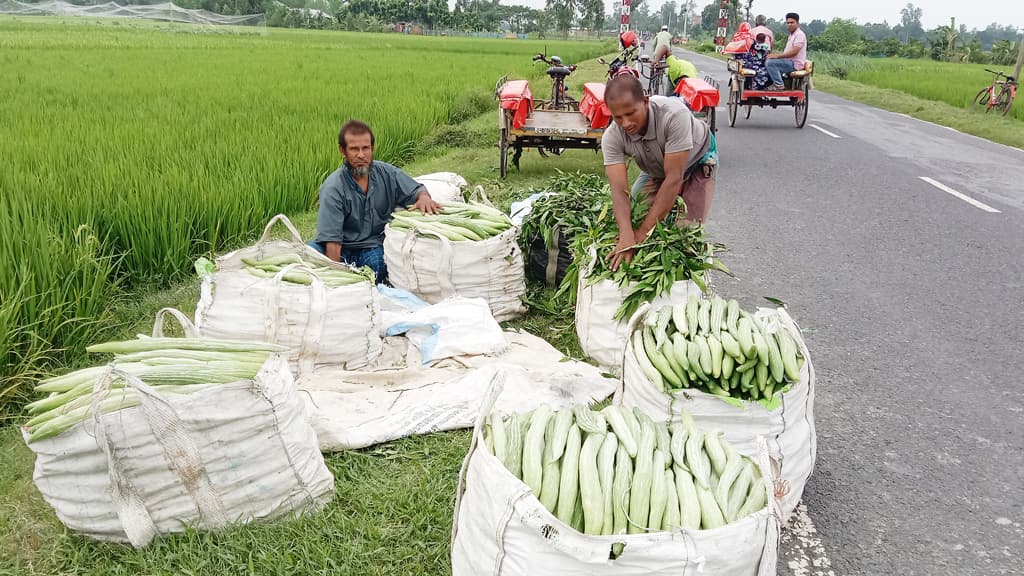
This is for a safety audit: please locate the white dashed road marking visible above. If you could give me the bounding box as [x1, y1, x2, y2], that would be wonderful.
[919, 176, 1001, 213]
[808, 124, 841, 139]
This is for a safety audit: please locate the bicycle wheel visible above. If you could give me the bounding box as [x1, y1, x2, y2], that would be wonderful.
[973, 87, 992, 110]
[995, 87, 1014, 116]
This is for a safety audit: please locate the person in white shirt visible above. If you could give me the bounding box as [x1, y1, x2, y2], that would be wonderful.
[766, 12, 808, 91]
[749, 14, 774, 49]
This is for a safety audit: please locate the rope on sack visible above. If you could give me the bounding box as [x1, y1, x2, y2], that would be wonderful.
[91, 367, 228, 547]
[256, 214, 306, 261]
[151, 307, 199, 338]
[270, 263, 328, 376]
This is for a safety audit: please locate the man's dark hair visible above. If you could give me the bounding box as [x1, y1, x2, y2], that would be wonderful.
[338, 120, 374, 150]
[605, 74, 645, 104]
[785, 12, 800, 22]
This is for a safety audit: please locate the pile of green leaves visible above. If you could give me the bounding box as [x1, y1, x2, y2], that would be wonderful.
[517, 170, 610, 253]
[562, 196, 728, 321]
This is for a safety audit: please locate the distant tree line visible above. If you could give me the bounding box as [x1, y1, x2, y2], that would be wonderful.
[49, 0, 1023, 59]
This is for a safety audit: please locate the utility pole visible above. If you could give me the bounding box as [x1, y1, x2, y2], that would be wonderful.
[1014, 28, 1024, 82]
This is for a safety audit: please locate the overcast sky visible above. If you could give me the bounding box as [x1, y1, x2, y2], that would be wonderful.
[495, 1, 1024, 32]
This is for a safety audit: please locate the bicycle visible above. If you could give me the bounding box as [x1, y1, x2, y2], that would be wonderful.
[973, 68, 1017, 116]
[532, 52, 577, 111]
[638, 53, 670, 97]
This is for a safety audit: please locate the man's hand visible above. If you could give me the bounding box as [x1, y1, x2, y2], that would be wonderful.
[609, 230, 637, 271]
[633, 224, 654, 245]
[413, 191, 441, 215]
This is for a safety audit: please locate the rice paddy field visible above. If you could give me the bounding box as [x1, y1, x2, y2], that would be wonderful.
[0, 17, 609, 420]
[810, 53, 1023, 122]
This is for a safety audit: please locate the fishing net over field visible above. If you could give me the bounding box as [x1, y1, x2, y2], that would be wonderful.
[0, 1, 265, 26]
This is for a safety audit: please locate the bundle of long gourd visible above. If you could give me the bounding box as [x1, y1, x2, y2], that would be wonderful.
[482, 404, 768, 535]
[561, 196, 728, 321]
[389, 201, 511, 241]
[238, 253, 374, 287]
[22, 337, 286, 443]
[634, 296, 805, 401]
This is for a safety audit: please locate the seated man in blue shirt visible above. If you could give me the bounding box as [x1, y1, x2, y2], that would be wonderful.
[311, 119, 440, 285]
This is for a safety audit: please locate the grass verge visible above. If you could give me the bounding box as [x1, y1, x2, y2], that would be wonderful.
[0, 52, 614, 575]
[812, 75, 1024, 150]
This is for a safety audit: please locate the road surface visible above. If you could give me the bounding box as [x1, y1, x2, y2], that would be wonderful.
[677, 48, 1024, 576]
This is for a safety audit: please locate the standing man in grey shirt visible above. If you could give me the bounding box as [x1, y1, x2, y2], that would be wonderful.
[602, 74, 717, 270]
[311, 119, 440, 285]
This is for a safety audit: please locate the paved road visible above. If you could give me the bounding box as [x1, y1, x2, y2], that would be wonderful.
[677, 49, 1024, 576]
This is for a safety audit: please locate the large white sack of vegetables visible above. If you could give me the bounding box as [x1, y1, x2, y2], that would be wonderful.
[450, 377, 781, 576]
[23, 311, 334, 548]
[413, 172, 467, 203]
[194, 214, 382, 374]
[383, 202, 526, 322]
[576, 250, 703, 375]
[297, 331, 617, 451]
[616, 301, 815, 521]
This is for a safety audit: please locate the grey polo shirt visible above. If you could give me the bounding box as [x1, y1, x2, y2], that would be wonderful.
[602, 96, 710, 181]
[314, 161, 425, 250]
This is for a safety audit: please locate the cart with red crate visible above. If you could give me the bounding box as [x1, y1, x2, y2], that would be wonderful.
[494, 77, 608, 179]
[675, 75, 721, 133]
[725, 58, 814, 128]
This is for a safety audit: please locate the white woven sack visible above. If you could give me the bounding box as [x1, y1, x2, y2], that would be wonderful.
[414, 172, 467, 203]
[450, 374, 782, 576]
[25, 311, 335, 547]
[299, 330, 618, 451]
[383, 223, 526, 322]
[194, 214, 382, 374]
[576, 247, 702, 375]
[616, 304, 816, 521]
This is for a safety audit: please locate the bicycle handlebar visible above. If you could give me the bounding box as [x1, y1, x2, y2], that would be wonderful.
[984, 68, 1006, 77]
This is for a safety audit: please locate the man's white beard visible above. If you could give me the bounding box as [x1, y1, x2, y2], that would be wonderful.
[347, 163, 370, 178]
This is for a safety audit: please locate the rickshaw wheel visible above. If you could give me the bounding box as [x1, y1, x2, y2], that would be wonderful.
[727, 84, 739, 127]
[794, 84, 809, 128]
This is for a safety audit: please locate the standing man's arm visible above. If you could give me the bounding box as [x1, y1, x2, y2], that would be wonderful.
[605, 162, 635, 270]
[602, 128, 636, 271]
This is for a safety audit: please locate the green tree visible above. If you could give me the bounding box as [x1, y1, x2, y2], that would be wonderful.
[990, 39, 1017, 65]
[861, 21, 895, 41]
[928, 18, 961, 62]
[898, 3, 924, 42]
[582, 0, 604, 33]
[700, 2, 717, 34]
[809, 18, 862, 54]
[805, 19, 827, 37]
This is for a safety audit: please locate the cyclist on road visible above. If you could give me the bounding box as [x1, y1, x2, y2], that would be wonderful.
[652, 43, 699, 91]
[651, 25, 673, 60]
